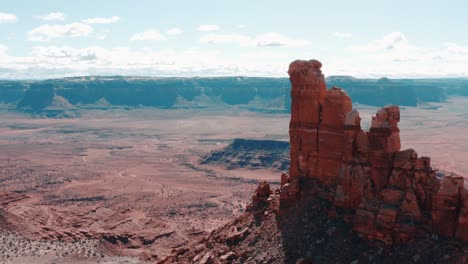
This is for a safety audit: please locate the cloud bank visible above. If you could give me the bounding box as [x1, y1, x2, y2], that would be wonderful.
[0, 29, 467, 79]
[28, 23, 93, 41]
[200, 32, 310, 47]
[130, 29, 166, 41]
[0, 12, 18, 23]
[83, 16, 120, 24]
[35, 12, 66, 21]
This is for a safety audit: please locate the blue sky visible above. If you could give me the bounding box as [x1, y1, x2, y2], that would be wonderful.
[0, 0, 467, 79]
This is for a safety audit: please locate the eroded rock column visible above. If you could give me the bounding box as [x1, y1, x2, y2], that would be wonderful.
[281, 58, 467, 244]
[287, 60, 352, 189]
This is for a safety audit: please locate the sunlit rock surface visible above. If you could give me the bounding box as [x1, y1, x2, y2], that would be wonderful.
[281, 59, 468, 244]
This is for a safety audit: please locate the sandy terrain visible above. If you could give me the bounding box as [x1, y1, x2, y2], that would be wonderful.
[0, 97, 467, 262]
[0, 107, 288, 262]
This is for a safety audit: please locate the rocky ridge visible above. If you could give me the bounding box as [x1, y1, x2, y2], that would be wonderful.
[163, 182, 467, 264]
[281, 59, 467, 244]
[163, 59, 468, 264]
[0, 191, 200, 261]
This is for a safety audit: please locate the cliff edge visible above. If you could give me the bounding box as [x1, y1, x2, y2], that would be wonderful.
[281, 59, 467, 244]
[163, 59, 467, 264]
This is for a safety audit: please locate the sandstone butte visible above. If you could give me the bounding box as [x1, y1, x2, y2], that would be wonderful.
[279, 59, 468, 244]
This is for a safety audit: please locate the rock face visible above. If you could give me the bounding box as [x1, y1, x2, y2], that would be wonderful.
[247, 181, 273, 216]
[200, 139, 290, 171]
[280, 59, 468, 244]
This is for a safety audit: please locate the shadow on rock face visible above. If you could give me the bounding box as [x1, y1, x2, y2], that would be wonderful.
[278, 182, 367, 264]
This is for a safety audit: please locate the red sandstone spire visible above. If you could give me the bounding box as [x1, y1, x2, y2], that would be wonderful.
[281, 59, 468, 244]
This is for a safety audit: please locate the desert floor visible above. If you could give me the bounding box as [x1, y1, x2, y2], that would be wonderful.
[1, 97, 467, 262]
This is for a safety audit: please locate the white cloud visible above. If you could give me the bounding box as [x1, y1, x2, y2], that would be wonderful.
[200, 33, 250, 45]
[239, 50, 290, 60]
[196, 24, 220, 32]
[28, 23, 94, 42]
[0, 45, 9, 65]
[0, 12, 18, 23]
[1, 33, 468, 79]
[348, 32, 408, 52]
[83, 16, 120, 24]
[166, 27, 183, 35]
[0, 44, 8, 56]
[199, 32, 310, 47]
[35, 12, 66, 21]
[30, 46, 101, 61]
[329, 32, 468, 78]
[130, 29, 166, 41]
[237, 24, 246, 29]
[333, 32, 352, 39]
[0, 45, 294, 79]
[253, 33, 310, 47]
[444, 42, 468, 54]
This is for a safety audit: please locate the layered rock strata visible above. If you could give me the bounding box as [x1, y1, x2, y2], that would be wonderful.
[280, 59, 468, 244]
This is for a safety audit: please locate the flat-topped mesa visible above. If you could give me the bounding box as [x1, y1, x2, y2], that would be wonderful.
[281, 59, 468, 244]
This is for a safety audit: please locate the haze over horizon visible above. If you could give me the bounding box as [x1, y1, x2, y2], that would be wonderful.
[1, 0, 467, 79]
